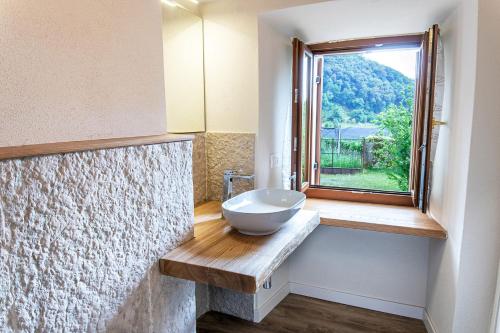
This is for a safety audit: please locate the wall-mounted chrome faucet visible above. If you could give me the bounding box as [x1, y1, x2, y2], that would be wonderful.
[263, 277, 272, 290]
[289, 172, 297, 191]
[222, 170, 254, 202]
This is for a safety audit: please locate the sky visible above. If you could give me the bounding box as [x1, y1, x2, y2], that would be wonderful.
[363, 48, 419, 79]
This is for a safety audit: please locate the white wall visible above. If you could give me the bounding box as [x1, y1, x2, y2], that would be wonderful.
[163, 5, 206, 133]
[201, 0, 328, 134]
[202, 0, 259, 133]
[425, 1, 478, 331]
[201, 0, 328, 192]
[452, 0, 500, 330]
[426, 0, 500, 332]
[256, 19, 293, 189]
[289, 227, 430, 318]
[0, 0, 167, 147]
[261, 0, 459, 44]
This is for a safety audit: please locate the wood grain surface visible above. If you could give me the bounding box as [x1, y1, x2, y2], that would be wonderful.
[306, 198, 447, 239]
[193, 200, 447, 240]
[159, 209, 320, 294]
[0, 133, 193, 161]
[197, 294, 427, 333]
[194, 201, 222, 224]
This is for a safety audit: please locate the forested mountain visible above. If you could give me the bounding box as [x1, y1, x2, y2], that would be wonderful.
[322, 54, 415, 126]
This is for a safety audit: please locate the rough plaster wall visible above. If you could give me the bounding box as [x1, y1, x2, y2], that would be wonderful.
[192, 133, 207, 207]
[0, 142, 196, 333]
[206, 133, 256, 201]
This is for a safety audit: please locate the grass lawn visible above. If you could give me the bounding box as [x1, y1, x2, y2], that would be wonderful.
[320, 169, 406, 192]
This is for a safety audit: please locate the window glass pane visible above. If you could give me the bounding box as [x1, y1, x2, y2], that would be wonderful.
[319, 48, 418, 192]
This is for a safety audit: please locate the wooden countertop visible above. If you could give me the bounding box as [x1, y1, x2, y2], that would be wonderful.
[159, 207, 320, 294]
[160, 199, 446, 293]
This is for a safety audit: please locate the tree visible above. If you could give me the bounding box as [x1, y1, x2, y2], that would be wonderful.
[322, 103, 349, 128]
[372, 101, 413, 191]
[321, 54, 415, 129]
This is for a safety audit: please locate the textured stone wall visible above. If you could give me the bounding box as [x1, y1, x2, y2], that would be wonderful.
[195, 283, 210, 318]
[206, 133, 255, 201]
[192, 133, 207, 206]
[208, 286, 255, 321]
[195, 284, 255, 321]
[0, 142, 196, 333]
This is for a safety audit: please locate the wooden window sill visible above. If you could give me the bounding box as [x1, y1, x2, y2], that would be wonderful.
[195, 200, 447, 239]
[305, 198, 447, 239]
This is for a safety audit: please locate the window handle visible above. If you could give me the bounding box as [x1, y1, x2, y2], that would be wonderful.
[432, 119, 447, 127]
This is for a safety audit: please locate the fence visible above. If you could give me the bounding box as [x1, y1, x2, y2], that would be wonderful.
[320, 138, 364, 175]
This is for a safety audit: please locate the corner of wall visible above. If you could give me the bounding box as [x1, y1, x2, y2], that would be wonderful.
[424, 0, 479, 331]
[424, 310, 439, 333]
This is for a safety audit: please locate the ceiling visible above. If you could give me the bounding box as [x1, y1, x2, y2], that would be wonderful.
[260, 0, 462, 44]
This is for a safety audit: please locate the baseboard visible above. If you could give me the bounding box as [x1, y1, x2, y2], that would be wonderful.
[423, 310, 438, 333]
[254, 282, 290, 323]
[289, 282, 424, 320]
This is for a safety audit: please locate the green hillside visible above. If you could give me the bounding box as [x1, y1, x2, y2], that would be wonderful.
[322, 54, 415, 127]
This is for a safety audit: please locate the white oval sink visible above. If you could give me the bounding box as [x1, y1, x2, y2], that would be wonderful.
[222, 189, 306, 236]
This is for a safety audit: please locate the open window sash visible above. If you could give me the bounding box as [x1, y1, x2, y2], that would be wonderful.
[411, 24, 439, 212]
[291, 38, 314, 192]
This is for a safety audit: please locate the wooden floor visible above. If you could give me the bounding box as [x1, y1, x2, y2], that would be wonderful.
[197, 294, 427, 333]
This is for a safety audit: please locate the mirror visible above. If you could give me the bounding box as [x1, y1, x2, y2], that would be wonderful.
[162, 3, 205, 133]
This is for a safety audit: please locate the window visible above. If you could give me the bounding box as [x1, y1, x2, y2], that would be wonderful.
[318, 49, 418, 192]
[291, 27, 440, 212]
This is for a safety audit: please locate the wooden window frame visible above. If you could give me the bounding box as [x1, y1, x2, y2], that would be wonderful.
[420, 27, 439, 211]
[291, 39, 315, 193]
[308, 34, 424, 54]
[293, 33, 439, 208]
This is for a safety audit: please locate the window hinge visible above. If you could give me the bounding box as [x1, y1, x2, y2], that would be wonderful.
[293, 137, 298, 152]
[315, 76, 321, 84]
[313, 161, 318, 170]
[294, 89, 299, 104]
[419, 144, 426, 152]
